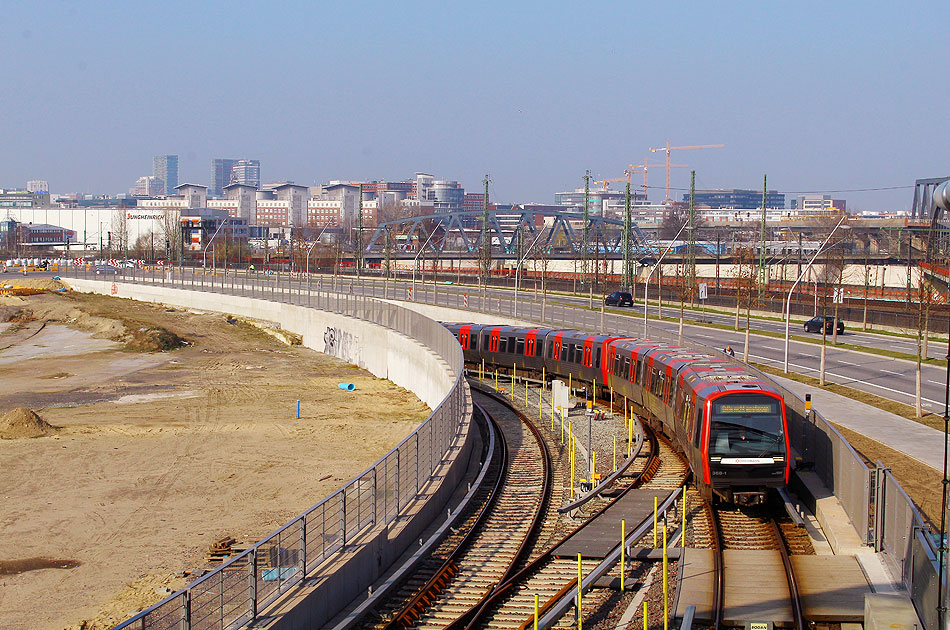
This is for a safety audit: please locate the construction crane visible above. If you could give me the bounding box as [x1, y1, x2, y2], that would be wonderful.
[592, 174, 635, 191]
[649, 141, 725, 203]
[628, 158, 684, 202]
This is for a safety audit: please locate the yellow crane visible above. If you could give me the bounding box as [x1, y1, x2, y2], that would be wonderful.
[628, 158, 684, 202]
[592, 174, 636, 191]
[648, 141, 725, 203]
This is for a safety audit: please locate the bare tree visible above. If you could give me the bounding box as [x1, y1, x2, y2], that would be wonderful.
[733, 245, 758, 361]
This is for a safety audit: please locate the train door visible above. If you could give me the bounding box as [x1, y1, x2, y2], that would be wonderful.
[489, 327, 501, 353]
[458, 325, 471, 351]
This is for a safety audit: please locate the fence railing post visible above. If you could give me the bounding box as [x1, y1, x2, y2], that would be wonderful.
[300, 515, 307, 576]
[181, 589, 191, 630]
[250, 547, 258, 620]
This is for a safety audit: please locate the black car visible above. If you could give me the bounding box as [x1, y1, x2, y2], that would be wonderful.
[804, 315, 845, 335]
[604, 291, 633, 307]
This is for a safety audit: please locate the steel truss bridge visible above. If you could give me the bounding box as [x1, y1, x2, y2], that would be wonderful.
[363, 209, 657, 259]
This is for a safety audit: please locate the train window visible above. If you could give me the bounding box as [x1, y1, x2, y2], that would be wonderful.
[515, 338, 525, 356]
[595, 348, 601, 369]
[623, 357, 630, 379]
[561, 343, 568, 361]
[692, 405, 703, 447]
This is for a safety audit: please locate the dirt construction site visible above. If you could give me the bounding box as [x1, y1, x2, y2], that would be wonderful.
[0, 279, 431, 630]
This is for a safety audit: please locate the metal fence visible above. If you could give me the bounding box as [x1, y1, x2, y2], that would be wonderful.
[874, 466, 947, 629]
[63, 267, 470, 630]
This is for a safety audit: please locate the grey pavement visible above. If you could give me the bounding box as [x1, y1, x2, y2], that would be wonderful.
[770, 373, 946, 472]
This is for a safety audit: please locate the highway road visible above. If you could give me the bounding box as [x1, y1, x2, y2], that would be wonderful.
[309, 274, 947, 416]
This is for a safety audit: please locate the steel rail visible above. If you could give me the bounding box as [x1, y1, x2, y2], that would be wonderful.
[771, 517, 806, 630]
[382, 402, 507, 629]
[450, 429, 666, 630]
[710, 506, 725, 630]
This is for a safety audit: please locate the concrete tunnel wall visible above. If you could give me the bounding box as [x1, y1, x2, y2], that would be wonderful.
[65, 278, 475, 629]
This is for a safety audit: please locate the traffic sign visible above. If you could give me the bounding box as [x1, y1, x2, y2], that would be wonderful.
[698, 283, 708, 300]
[463, 294, 469, 307]
[833, 287, 844, 303]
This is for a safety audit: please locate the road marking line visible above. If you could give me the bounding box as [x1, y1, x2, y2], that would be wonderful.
[879, 369, 904, 376]
[750, 354, 942, 407]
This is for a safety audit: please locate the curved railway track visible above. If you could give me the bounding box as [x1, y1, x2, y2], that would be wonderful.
[448, 419, 689, 629]
[375, 389, 553, 629]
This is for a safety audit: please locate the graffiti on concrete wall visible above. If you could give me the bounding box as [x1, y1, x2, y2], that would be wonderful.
[324, 326, 359, 363]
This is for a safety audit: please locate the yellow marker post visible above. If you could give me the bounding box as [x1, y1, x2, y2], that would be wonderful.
[570, 437, 575, 498]
[542, 366, 545, 389]
[620, 519, 626, 591]
[610, 385, 613, 409]
[525, 379, 529, 406]
[568, 373, 571, 397]
[682, 491, 687, 548]
[653, 496, 658, 547]
[643, 601, 648, 630]
[577, 553, 583, 630]
[628, 418, 633, 458]
[663, 526, 669, 630]
[534, 593, 539, 630]
[593, 377, 596, 404]
[481, 358, 485, 381]
[539, 387, 542, 420]
[560, 409, 565, 443]
[613, 436, 617, 472]
[511, 371, 515, 397]
[552, 404, 556, 431]
[591, 451, 596, 484]
[494, 369, 498, 391]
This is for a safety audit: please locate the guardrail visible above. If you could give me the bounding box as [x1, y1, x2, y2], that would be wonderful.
[62, 267, 470, 630]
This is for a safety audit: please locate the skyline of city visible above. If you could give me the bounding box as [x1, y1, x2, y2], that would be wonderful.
[1, 3, 947, 212]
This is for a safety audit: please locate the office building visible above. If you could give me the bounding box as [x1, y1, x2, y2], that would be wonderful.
[27, 180, 49, 193]
[131, 176, 165, 197]
[683, 188, 785, 209]
[430, 180, 464, 213]
[211, 158, 238, 198]
[152, 155, 179, 195]
[273, 183, 308, 226]
[791, 194, 845, 213]
[231, 159, 261, 189]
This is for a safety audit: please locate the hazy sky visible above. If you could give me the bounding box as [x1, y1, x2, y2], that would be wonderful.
[2, 1, 947, 210]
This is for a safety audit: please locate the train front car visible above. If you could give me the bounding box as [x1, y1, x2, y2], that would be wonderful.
[701, 387, 790, 505]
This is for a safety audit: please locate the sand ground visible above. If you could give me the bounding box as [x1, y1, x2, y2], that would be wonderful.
[0, 285, 430, 630]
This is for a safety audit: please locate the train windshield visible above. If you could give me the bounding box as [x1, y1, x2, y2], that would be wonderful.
[708, 394, 784, 458]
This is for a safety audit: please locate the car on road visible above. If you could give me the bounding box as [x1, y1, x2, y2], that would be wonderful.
[93, 265, 120, 275]
[804, 315, 845, 335]
[604, 291, 633, 307]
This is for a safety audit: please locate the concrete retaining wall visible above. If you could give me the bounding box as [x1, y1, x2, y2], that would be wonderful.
[67, 278, 451, 409]
[65, 278, 474, 629]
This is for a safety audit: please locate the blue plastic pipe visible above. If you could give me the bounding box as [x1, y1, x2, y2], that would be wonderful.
[338, 382, 356, 391]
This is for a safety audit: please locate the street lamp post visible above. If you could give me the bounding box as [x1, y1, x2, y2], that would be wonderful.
[932, 179, 950, 630]
[514, 228, 546, 318]
[643, 221, 688, 336]
[783, 215, 846, 373]
[411, 229, 437, 301]
[203, 218, 229, 269]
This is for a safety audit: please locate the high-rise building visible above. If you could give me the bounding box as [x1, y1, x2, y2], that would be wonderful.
[211, 158, 238, 198]
[26, 180, 49, 193]
[131, 175, 165, 197]
[230, 159, 261, 189]
[152, 155, 178, 195]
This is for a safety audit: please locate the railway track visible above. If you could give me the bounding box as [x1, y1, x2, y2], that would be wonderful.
[374, 389, 553, 629]
[699, 498, 806, 630]
[449, 423, 689, 629]
[371, 377, 693, 630]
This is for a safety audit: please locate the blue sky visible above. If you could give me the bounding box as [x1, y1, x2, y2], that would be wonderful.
[1, 1, 946, 210]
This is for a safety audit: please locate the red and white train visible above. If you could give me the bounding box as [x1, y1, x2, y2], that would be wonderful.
[445, 323, 790, 505]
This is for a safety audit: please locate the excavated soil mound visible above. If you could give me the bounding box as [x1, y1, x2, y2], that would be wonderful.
[0, 407, 57, 439]
[124, 327, 185, 352]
